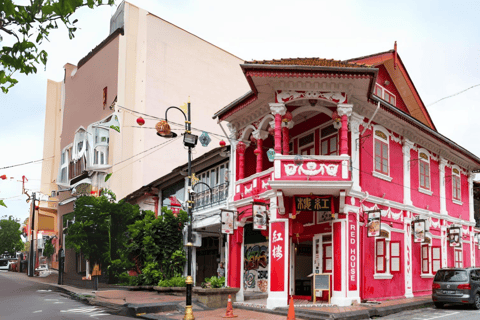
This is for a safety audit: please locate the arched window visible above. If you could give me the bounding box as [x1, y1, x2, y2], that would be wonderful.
[452, 166, 462, 202]
[418, 148, 432, 194]
[372, 125, 392, 181]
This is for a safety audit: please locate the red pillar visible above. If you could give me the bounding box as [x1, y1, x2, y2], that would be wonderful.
[340, 114, 348, 156]
[237, 141, 246, 180]
[282, 125, 289, 155]
[275, 114, 282, 154]
[255, 139, 263, 173]
[228, 227, 243, 288]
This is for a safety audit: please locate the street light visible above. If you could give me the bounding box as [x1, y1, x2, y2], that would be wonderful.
[156, 102, 197, 320]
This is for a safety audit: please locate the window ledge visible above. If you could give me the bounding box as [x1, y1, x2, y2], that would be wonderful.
[374, 273, 393, 280]
[372, 171, 393, 182]
[418, 188, 433, 196]
[453, 199, 463, 206]
[420, 274, 435, 278]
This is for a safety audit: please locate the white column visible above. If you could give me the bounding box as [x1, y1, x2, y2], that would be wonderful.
[350, 113, 363, 192]
[439, 157, 448, 215]
[402, 139, 414, 206]
[404, 217, 413, 298]
[469, 172, 474, 223]
[441, 225, 448, 268]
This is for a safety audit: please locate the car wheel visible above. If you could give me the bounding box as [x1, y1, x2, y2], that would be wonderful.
[473, 294, 480, 310]
[434, 302, 444, 309]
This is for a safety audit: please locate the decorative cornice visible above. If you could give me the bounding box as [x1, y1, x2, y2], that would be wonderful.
[269, 103, 286, 116]
[252, 129, 269, 141]
[337, 104, 353, 117]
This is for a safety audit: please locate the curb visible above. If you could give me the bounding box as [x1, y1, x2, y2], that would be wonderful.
[125, 302, 179, 317]
[367, 300, 433, 318]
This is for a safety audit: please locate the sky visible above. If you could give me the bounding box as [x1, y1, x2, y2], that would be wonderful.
[1, 0, 480, 224]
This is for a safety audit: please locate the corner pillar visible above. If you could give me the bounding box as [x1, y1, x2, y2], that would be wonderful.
[350, 113, 363, 192]
[337, 104, 353, 156]
[253, 130, 268, 173]
[439, 157, 448, 215]
[237, 141, 247, 180]
[270, 103, 286, 155]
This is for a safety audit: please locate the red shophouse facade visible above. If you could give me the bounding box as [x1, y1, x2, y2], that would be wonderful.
[213, 51, 480, 309]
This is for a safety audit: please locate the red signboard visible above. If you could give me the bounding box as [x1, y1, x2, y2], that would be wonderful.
[270, 221, 285, 292]
[348, 213, 357, 291]
[333, 222, 342, 292]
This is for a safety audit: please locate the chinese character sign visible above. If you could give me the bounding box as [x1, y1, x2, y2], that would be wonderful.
[253, 202, 267, 230]
[294, 195, 332, 212]
[270, 221, 286, 292]
[221, 209, 235, 234]
[413, 220, 426, 243]
[367, 211, 381, 237]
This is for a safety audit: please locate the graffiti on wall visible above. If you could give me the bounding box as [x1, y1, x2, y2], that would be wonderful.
[244, 243, 269, 292]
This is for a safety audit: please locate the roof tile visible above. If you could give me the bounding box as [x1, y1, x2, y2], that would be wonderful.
[245, 57, 373, 68]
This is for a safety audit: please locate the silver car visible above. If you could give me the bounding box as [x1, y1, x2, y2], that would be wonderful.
[432, 268, 480, 309]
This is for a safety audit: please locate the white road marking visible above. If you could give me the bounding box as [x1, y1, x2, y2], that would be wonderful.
[32, 310, 42, 313]
[411, 311, 460, 320]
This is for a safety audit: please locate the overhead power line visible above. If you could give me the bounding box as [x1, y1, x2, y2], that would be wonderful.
[428, 83, 480, 107]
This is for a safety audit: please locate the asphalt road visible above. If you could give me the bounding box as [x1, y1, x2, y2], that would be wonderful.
[377, 306, 480, 320]
[0, 271, 133, 320]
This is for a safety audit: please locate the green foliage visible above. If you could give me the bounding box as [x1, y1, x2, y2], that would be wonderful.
[124, 206, 188, 284]
[43, 238, 55, 258]
[0, 216, 23, 255]
[65, 190, 140, 282]
[202, 276, 225, 289]
[0, 200, 7, 208]
[158, 276, 186, 287]
[0, 0, 114, 93]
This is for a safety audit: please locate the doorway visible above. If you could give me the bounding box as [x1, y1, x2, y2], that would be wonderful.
[294, 240, 312, 297]
[312, 233, 332, 302]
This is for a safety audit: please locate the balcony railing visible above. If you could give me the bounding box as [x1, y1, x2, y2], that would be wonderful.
[193, 182, 229, 210]
[68, 155, 87, 184]
[274, 155, 350, 181]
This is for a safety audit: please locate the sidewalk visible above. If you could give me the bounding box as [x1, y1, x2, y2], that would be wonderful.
[0, 271, 433, 319]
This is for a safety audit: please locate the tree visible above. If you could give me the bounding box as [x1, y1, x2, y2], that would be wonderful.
[0, 0, 114, 93]
[0, 216, 23, 255]
[65, 190, 140, 274]
[43, 238, 54, 258]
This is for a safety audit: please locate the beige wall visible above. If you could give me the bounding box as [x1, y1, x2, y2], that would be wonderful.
[110, 3, 249, 199]
[40, 80, 63, 196]
[60, 36, 120, 150]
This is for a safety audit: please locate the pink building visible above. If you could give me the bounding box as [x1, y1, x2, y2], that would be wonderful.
[214, 51, 480, 308]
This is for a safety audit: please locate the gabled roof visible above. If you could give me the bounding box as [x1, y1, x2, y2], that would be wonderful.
[246, 58, 373, 69]
[347, 49, 436, 131]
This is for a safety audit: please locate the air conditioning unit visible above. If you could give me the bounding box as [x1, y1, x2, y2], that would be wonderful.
[183, 228, 202, 247]
[37, 237, 44, 249]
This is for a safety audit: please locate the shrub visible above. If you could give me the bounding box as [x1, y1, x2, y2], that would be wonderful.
[157, 276, 186, 287]
[202, 276, 225, 288]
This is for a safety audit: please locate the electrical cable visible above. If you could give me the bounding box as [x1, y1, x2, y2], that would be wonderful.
[428, 84, 480, 107]
[0, 156, 54, 170]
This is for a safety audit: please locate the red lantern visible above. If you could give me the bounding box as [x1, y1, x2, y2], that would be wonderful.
[261, 229, 269, 238]
[0, 175, 6, 180]
[35, 206, 39, 210]
[137, 117, 145, 126]
[282, 111, 293, 123]
[292, 222, 304, 237]
[155, 120, 171, 136]
[237, 141, 246, 154]
[219, 140, 226, 147]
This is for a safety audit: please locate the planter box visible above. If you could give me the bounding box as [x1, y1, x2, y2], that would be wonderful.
[193, 287, 240, 309]
[153, 286, 186, 296]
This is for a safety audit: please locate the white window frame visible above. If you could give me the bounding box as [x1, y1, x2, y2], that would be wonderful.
[372, 125, 392, 182]
[374, 84, 396, 106]
[455, 248, 463, 268]
[452, 165, 462, 204]
[418, 148, 432, 195]
[320, 123, 338, 156]
[374, 224, 393, 279]
[92, 127, 110, 166]
[57, 144, 72, 186]
[420, 235, 434, 278]
[73, 127, 87, 161]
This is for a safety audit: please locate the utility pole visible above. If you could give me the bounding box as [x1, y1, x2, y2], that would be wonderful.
[28, 192, 36, 277]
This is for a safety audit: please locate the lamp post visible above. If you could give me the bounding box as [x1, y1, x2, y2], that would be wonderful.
[28, 193, 37, 277]
[156, 102, 198, 320]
